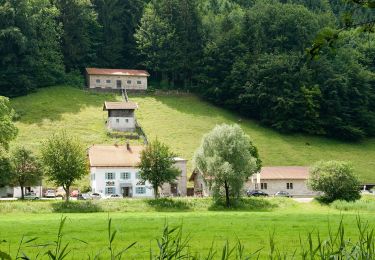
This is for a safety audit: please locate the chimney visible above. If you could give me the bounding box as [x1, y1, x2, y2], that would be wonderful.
[126, 141, 130, 151]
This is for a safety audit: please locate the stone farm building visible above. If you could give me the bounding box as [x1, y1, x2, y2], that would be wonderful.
[88, 144, 187, 198]
[86, 68, 150, 90]
[103, 101, 138, 132]
[190, 166, 318, 197]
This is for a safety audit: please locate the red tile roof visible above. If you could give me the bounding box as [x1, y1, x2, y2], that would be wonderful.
[189, 166, 310, 182]
[260, 166, 310, 180]
[88, 145, 185, 168]
[86, 68, 150, 77]
[103, 101, 138, 110]
[88, 145, 144, 167]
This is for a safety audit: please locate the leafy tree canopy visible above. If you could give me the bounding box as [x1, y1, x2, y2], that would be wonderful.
[41, 131, 87, 202]
[138, 139, 181, 198]
[0, 96, 18, 150]
[194, 124, 260, 207]
[308, 161, 361, 202]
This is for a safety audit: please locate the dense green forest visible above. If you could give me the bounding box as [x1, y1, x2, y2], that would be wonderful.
[0, 0, 374, 140]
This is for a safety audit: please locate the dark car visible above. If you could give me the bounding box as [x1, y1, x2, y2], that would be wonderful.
[246, 190, 269, 197]
[77, 193, 91, 200]
[274, 191, 292, 198]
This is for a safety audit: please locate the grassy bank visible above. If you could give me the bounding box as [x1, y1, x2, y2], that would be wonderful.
[0, 198, 374, 258]
[0, 197, 295, 214]
[10, 86, 375, 182]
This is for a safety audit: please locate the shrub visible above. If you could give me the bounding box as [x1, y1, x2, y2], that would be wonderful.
[308, 161, 361, 203]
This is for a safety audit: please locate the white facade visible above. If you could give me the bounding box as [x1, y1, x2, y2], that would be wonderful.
[88, 145, 188, 198]
[90, 167, 154, 197]
[0, 186, 42, 198]
[107, 116, 136, 132]
[90, 161, 188, 198]
[88, 75, 148, 90]
[190, 166, 318, 198]
[246, 178, 317, 197]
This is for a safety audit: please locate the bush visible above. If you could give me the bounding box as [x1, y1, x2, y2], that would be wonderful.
[308, 161, 361, 203]
[64, 70, 84, 87]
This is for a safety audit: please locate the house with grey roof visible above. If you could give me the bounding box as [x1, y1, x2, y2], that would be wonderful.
[103, 101, 138, 132]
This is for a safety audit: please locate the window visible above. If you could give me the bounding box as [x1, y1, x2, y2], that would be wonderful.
[136, 187, 146, 194]
[260, 183, 267, 190]
[91, 174, 95, 181]
[125, 119, 129, 123]
[105, 172, 116, 180]
[106, 79, 111, 83]
[116, 80, 121, 88]
[287, 183, 293, 189]
[127, 80, 131, 84]
[116, 119, 120, 123]
[137, 81, 141, 84]
[96, 79, 100, 83]
[120, 172, 131, 180]
[135, 172, 140, 179]
[105, 187, 116, 194]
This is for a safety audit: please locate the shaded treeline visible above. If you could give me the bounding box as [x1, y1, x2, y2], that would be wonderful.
[0, 0, 374, 140]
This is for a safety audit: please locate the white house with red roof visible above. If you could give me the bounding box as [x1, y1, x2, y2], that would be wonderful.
[86, 68, 150, 90]
[88, 144, 187, 198]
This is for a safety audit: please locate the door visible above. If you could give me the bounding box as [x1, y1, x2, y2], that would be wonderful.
[116, 80, 122, 89]
[122, 187, 131, 197]
[170, 183, 178, 196]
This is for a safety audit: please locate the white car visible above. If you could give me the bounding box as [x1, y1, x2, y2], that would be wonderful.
[105, 194, 123, 199]
[90, 193, 103, 200]
[44, 189, 56, 198]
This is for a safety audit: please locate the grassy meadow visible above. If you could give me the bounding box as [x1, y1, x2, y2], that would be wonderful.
[10, 86, 375, 182]
[0, 197, 375, 259]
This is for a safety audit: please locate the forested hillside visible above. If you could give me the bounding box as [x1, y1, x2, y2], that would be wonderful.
[1, 0, 374, 140]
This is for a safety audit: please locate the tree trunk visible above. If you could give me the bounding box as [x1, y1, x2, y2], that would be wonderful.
[20, 185, 24, 200]
[153, 184, 158, 199]
[64, 186, 70, 202]
[224, 180, 230, 208]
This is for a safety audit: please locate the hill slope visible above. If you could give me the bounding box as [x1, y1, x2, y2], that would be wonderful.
[10, 86, 375, 182]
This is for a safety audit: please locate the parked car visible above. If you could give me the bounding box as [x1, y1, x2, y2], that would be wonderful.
[44, 189, 56, 198]
[246, 190, 269, 197]
[105, 194, 123, 199]
[55, 188, 66, 198]
[77, 193, 91, 200]
[274, 191, 292, 198]
[23, 192, 39, 200]
[90, 193, 102, 200]
[70, 190, 79, 197]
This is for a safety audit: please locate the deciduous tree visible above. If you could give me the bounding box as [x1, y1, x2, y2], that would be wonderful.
[193, 124, 260, 207]
[308, 161, 361, 202]
[41, 131, 87, 202]
[138, 139, 181, 199]
[0, 96, 18, 150]
[0, 149, 12, 188]
[11, 147, 42, 199]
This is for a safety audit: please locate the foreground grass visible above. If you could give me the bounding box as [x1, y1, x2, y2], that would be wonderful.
[0, 198, 374, 259]
[10, 86, 375, 182]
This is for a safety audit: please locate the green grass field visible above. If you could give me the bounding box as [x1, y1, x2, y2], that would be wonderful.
[10, 86, 375, 182]
[0, 198, 374, 259]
